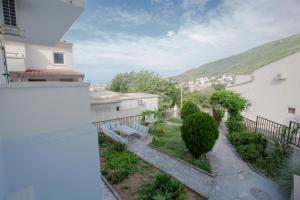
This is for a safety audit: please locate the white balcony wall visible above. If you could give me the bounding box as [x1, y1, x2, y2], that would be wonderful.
[0, 82, 102, 200]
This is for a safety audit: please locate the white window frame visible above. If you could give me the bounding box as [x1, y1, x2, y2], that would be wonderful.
[53, 52, 65, 65]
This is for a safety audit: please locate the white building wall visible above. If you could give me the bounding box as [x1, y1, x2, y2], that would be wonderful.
[5, 41, 73, 72]
[0, 82, 102, 200]
[0, 138, 7, 200]
[229, 52, 300, 125]
[91, 97, 159, 122]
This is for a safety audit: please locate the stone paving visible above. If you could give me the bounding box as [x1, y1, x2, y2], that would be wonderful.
[127, 123, 286, 200]
[207, 123, 285, 200]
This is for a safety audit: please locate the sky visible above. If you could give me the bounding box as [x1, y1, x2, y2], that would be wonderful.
[65, 0, 300, 83]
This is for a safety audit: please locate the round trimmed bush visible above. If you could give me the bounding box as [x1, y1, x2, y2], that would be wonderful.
[181, 112, 218, 157]
[181, 101, 200, 119]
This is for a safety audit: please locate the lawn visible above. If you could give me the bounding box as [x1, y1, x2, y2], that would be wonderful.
[99, 135, 205, 200]
[149, 122, 212, 173]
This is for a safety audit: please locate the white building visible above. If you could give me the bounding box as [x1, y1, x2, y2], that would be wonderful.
[90, 89, 159, 122]
[228, 52, 300, 125]
[6, 40, 84, 82]
[0, 1, 102, 200]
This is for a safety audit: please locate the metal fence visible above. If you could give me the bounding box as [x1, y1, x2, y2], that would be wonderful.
[242, 116, 300, 148]
[92, 115, 142, 133]
[289, 121, 300, 148]
[243, 117, 257, 133]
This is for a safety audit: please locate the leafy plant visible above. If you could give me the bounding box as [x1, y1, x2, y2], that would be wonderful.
[150, 122, 212, 172]
[237, 144, 265, 163]
[181, 112, 219, 157]
[180, 101, 200, 120]
[226, 115, 246, 133]
[210, 89, 249, 132]
[137, 174, 187, 200]
[210, 89, 249, 117]
[277, 161, 300, 198]
[111, 142, 126, 153]
[149, 122, 166, 136]
[101, 137, 139, 184]
[168, 118, 182, 124]
[228, 132, 267, 147]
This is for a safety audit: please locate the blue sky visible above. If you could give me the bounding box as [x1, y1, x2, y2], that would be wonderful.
[65, 0, 300, 83]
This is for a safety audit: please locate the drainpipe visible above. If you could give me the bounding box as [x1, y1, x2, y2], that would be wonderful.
[0, 38, 9, 84]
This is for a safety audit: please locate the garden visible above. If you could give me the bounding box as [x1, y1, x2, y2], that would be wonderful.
[210, 89, 300, 198]
[99, 135, 205, 200]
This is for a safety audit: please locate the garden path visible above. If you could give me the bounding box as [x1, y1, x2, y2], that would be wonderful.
[127, 123, 286, 200]
[207, 123, 285, 200]
[127, 137, 214, 198]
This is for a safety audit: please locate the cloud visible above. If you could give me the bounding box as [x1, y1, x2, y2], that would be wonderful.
[167, 30, 175, 37]
[70, 0, 300, 82]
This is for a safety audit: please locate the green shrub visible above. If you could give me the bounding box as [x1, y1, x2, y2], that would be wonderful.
[226, 116, 246, 133]
[229, 132, 267, 147]
[102, 142, 139, 184]
[192, 156, 211, 173]
[237, 144, 265, 163]
[149, 122, 166, 136]
[277, 161, 300, 198]
[180, 101, 200, 120]
[111, 143, 126, 152]
[137, 174, 187, 200]
[181, 112, 219, 157]
[168, 117, 182, 124]
[209, 89, 249, 117]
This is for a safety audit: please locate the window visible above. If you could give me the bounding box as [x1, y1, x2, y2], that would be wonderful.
[288, 107, 296, 114]
[53, 52, 64, 64]
[2, 0, 17, 26]
[116, 106, 120, 111]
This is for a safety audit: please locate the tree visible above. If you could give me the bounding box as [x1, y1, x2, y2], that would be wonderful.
[209, 89, 249, 117]
[180, 101, 199, 119]
[109, 71, 180, 111]
[181, 112, 219, 157]
[210, 89, 249, 133]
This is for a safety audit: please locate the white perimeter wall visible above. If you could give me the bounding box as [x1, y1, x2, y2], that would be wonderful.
[5, 41, 73, 72]
[0, 82, 102, 200]
[229, 52, 300, 125]
[91, 97, 159, 122]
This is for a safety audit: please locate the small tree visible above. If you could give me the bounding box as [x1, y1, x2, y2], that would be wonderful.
[210, 89, 249, 133]
[181, 112, 219, 157]
[181, 101, 200, 120]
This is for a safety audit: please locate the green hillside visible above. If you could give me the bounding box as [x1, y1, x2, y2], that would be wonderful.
[172, 33, 300, 82]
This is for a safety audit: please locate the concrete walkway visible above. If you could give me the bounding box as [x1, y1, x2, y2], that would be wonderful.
[127, 123, 285, 200]
[207, 123, 285, 200]
[127, 137, 214, 198]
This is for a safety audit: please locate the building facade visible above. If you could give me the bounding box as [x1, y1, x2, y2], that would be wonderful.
[228, 52, 300, 125]
[90, 89, 159, 122]
[6, 40, 84, 82]
[0, 1, 102, 200]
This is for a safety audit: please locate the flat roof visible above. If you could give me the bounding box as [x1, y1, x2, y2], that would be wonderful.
[10, 69, 84, 79]
[90, 90, 159, 104]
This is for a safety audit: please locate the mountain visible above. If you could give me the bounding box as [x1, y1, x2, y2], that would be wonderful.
[172, 33, 300, 82]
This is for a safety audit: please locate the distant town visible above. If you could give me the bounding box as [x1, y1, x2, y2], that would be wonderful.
[180, 74, 234, 91]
